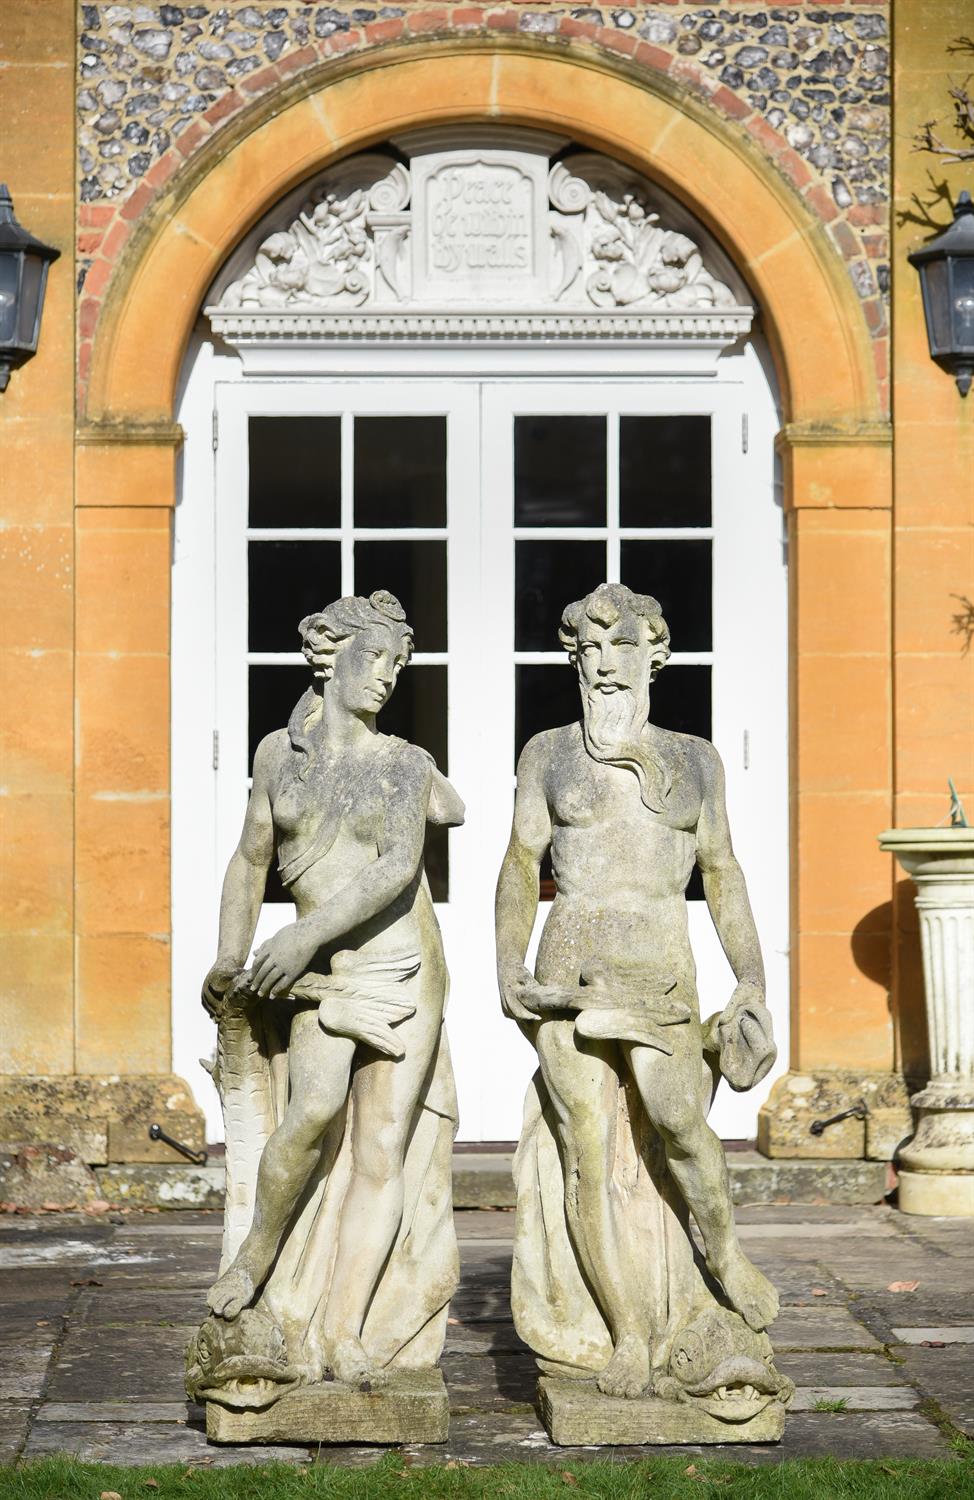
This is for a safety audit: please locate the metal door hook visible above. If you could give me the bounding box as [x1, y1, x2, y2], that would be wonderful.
[148, 1122, 209, 1166]
[809, 1101, 868, 1137]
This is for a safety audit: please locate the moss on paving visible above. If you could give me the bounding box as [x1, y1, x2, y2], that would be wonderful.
[1, 1455, 973, 1500]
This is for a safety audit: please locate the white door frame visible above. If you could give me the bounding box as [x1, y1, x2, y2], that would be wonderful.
[173, 336, 787, 1143]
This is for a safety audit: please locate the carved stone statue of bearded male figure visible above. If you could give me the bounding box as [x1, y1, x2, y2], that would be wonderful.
[187, 591, 464, 1445]
[495, 583, 793, 1445]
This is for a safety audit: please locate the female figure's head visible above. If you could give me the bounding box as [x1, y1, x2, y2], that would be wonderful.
[289, 591, 412, 775]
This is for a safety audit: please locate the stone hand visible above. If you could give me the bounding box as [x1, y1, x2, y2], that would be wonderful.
[718, 979, 766, 1034]
[251, 922, 320, 998]
[498, 963, 543, 1023]
[315, 990, 417, 1058]
[201, 957, 245, 1018]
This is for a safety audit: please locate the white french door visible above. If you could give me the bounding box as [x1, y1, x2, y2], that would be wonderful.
[173, 355, 787, 1143]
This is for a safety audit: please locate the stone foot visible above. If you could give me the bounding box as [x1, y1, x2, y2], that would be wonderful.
[207, 1264, 256, 1321]
[328, 1335, 387, 1390]
[709, 1247, 779, 1331]
[596, 1334, 651, 1399]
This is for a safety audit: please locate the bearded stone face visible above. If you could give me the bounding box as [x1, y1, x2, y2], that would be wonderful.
[573, 604, 672, 812]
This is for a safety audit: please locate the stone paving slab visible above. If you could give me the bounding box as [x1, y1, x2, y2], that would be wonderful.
[789, 1385, 918, 1411]
[774, 1351, 910, 1387]
[0, 1338, 54, 1400]
[36, 1402, 199, 1423]
[75, 1286, 206, 1328]
[897, 1346, 974, 1438]
[46, 1326, 196, 1404]
[893, 1325, 974, 1344]
[768, 1306, 884, 1351]
[0, 1405, 32, 1464]
[23, 1421, 313, 1466]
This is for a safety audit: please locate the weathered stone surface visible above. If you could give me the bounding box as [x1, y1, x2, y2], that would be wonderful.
[0, 1336, 54, 1399]
[453, 1153, 515, 1210]
[0, 1074, 205, 1167]
[206, 1369, 449, 1445]
[192, 592, 462, 1413]
[0, 1402, 31, 1463]
[53, 1155, 905, 1213]
[24, 1419, 310, 1465]
[897, 1344, 974, 1437]
[0, 1145, 101, 1210]
[790, 1385, 917, 1411]
[770, 1307, 882, 1351]
[95, 1163, 225, 1210]
[729, 1151, 888, 1205]
[775, 1351, 909, 1388]
[497, 586, 788, 1429]
[892, 1325, 974, 1344]
[47, 1326, 196, 1403]
[441, 1349, 537, 1410]
[539, 1377, 786, 1447]
[758, 1071, 912, 1161]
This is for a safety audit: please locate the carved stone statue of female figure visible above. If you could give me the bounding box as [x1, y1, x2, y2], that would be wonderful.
[187, 591, 463, 1429]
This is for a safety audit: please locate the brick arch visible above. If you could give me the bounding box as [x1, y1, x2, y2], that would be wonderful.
[81, 41, 882, 437]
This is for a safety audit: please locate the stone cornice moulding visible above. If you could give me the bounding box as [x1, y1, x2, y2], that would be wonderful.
[206, 307, 754, 347]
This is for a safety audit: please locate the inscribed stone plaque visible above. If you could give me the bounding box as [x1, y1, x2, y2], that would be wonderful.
[411, 150, 549, 303]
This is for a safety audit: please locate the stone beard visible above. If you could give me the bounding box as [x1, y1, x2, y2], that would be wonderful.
[580, 678, 672, 814]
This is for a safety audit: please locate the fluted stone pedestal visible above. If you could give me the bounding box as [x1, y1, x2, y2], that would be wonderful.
[880, 827, 974, 1217]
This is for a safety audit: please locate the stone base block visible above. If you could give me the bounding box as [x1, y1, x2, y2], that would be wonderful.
[206, 1370, 449, 1445]
[0, 1075, 205, 1166]
[0, 1144, 101, 1210]
[538, 1377, 785, 1446]
[758, 1072, 913, 1161]
[898, 1168, 974, 1217]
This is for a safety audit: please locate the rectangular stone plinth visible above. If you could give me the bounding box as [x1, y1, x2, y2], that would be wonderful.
[206, 1370, 449, 1445]
[538, 1377, 785, 1446]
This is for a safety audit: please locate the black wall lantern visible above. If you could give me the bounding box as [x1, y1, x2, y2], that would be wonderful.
[908, 189, 974, 398]
[0, 183, 61, 394]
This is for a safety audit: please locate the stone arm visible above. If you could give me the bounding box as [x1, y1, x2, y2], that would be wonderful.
[249, 750, 433, 998]
[695, 741, 766, 1011]
[495, 737, 552, 1022]
[201, 733, 278, 1014]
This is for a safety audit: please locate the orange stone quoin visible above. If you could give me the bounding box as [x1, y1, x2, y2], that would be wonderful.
[75, 42, 892, 1124]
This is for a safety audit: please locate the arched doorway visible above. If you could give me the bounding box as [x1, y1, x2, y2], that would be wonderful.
[171, 128, 787, 1142]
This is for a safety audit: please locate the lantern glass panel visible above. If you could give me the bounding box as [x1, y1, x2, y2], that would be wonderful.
[920, 257, 950, 353]
[0, 253, 19, 344]
[952, 256, 974, 353]
[16, 255, 44, 350]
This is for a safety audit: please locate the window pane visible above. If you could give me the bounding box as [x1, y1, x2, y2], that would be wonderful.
[354, 539, 447, 652]
[650, 664, 711, 740]
[515, 663, 580, 764]
[249, 664, 308, 768]
[249, 417, 341, 528]
[378, 664, 449, 902]
[249, 541, 341, 652]
[354, 416, 447, 527]
[514, 416, 606, 526]
[620, 416, 711, 527]
[516, 540, 605, 651]
[620, 539, 712, 653]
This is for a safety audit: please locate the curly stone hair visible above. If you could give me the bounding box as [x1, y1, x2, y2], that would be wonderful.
[288, 591, 412, 780]
[558, 582, 671, 679]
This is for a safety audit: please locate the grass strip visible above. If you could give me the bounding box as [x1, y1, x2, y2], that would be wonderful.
[0, 1455, 972, 1500]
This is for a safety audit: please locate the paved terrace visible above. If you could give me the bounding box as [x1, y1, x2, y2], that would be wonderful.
[1, 1205, 971, 1468]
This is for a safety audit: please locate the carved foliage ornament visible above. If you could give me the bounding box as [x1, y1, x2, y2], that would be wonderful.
[214, 147, 741, 318]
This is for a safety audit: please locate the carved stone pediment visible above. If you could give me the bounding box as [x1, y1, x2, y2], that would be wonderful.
[207, 137, 752, 347]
